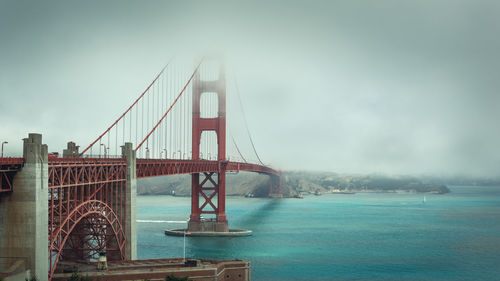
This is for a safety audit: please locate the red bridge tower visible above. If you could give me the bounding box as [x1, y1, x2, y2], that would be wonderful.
[188, 62, 229, 232]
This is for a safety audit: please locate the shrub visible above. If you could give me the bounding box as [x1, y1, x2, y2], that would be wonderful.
[165, 274, 188, 281]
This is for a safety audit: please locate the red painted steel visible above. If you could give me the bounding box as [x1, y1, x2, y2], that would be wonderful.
[0, 157, 24, 165]
[136, 159, 279, 178]
[0, 158, 23, 193]
[0, 60, 283, 280]
[268, 172, 283, 198]
[45, 157, 279, 279]
[191, 64, 229, 222]
[48, 158, 127, 280]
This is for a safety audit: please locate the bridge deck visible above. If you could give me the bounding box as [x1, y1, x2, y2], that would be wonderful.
[0, 157, 24, 193]
[1, 157, 279, 192]
[45, 157, 279, 177]
[135, 158, 279, 178]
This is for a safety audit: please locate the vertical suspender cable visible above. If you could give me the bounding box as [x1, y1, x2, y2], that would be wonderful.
[123, 112, 125, 151]
[165, 68, 169, 158]
[141, 97, 144, 157]
[160, 72, 164, 157]
[135, 102, 138, 151]
[147, 87, 150, 157]
[169, 67, 172, 158]
[234, 77, 265, 165]
[179, 66, 182, 158]
[186, 82, 189, 159]
[162, 71, 168, 158]
[80, 62, 170, 156]
[152, 81, 155, 158]
[182, 66, 185, 159]
[107, 131, 110, 158]
[129, 108, 131, 143]
[175, 65, 179, 157]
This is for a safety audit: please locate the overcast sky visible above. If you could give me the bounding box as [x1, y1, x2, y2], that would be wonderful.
[1, 0, 499, 177]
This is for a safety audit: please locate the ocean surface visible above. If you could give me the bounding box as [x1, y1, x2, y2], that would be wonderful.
[137, 186, 500, 281]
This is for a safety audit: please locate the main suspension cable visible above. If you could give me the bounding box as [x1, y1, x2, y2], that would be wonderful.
[80, 59, 172, 156]
[233, 76, 265, 165]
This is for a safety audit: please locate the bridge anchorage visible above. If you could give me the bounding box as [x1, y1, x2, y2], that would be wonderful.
[0, 58, 281, 280]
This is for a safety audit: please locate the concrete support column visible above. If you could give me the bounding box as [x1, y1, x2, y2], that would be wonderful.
[121, 142, 137, 260]
[0, 133, 48, 281]
[189, 173, 200, 222]
[62, 141, 79, 158]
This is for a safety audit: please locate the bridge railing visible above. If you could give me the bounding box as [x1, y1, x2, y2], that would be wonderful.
[0, 157, 24, 165]
[80, 154, 125, 159]
[135, 158, 280, 178]
[0, 157, 24, 193]
[48, 158, 125, 164]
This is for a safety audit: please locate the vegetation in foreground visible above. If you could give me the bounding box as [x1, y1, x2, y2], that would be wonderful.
[66, 271, 93, 281]
[60, 273, 189, 281]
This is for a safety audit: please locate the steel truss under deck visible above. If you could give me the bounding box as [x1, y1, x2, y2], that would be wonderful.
[48, 158, 127, 279]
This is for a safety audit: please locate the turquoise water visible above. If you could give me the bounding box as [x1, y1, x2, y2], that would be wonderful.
[137, 186, 500, 281]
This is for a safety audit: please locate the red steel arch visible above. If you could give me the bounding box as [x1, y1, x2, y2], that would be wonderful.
[48, 159, 127, 280]
[48, 200, 126, 278]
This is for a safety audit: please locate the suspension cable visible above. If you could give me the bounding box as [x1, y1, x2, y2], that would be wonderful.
[233, 76, 265, 165]
[136, 60, 203, 151]
[80, 59, 172, 156]
[231, 135, 247, 163]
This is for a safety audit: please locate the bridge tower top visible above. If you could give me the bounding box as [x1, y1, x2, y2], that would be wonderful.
[191, 60, 226, 161]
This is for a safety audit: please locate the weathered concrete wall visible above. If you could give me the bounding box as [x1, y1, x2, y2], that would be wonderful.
[62, 141, 79, 158]
[0, 133, 48, 281]
[188, 220, 229, 232]
[121, 142, 137, 260]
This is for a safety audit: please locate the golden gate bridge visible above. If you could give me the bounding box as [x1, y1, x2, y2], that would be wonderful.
[0, 58, 281, 281]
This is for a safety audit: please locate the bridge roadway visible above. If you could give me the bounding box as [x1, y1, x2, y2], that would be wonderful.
[0, 157, 24, 193]
[135, 158, 280, 178]
[45, 157, 279, 180]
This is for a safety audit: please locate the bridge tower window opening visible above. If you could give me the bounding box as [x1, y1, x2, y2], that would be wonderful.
[200, 131, 218, 161]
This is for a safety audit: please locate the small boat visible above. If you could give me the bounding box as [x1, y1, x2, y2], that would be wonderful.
[423, 196, 426, 203]
[293, 193, 304, 199]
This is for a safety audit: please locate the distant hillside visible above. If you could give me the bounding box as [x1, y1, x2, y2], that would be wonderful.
[137, 172, 271, 196]
[137, 171, 450, 197]
[283, 171, 450, 195]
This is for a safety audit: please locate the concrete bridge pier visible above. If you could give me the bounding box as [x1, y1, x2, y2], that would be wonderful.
[0, 133, 48, 281]
[121, 142, 137, 260]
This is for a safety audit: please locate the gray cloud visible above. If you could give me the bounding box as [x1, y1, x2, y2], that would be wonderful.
[1, 0, 499, 177]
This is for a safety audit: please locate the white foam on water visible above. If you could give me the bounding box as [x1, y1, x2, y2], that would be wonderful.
[137, 219, 187, 223]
